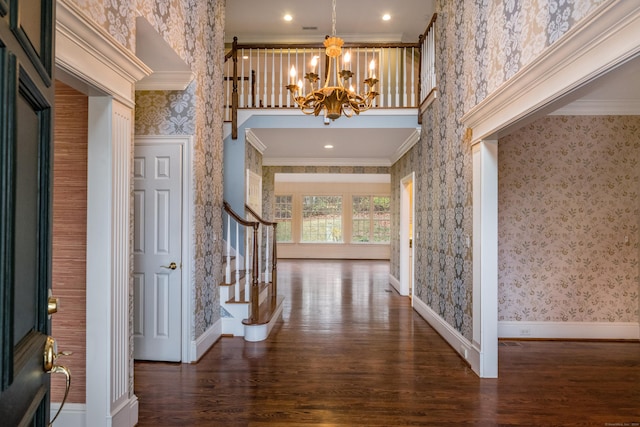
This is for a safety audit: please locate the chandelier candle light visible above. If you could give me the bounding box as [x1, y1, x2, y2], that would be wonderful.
[286, 0, 379, 120]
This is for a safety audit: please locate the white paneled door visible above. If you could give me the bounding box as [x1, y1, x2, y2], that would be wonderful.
[133, 143, 183, 362]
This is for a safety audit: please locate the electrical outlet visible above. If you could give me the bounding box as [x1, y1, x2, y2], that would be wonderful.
[519, 328, 531, 337]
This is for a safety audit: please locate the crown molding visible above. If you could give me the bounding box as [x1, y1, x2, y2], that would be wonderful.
[390, 127, 421, 165]
[55, 0, 151, 107]
[461, 0, 640, 143]
[245, 128, 267, 154]
[134, 16, 194, 91]
[262, 157, 391, 167]
[135, 71, 195, 91]
[549, 99, 640, 115]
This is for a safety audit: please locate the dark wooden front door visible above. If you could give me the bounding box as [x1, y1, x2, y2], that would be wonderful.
[0, 0, 55, 425]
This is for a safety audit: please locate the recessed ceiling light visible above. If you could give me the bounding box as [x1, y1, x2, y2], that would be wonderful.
[284, 14, 293, 22]
[382, 14, 391, 21]
[324, 144, 334, 149]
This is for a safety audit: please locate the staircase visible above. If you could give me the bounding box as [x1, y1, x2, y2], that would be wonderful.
[220, 202, 284, 341]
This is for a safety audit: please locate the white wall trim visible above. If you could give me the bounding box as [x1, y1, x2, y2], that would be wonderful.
[412, 297, 479, 373]
[499, 321, 640, 340]
[110, 395, 139, 427]
[191, 319, 222, 362]
[245, 129, 267, 154]
[548, 99, 640, 115]
[224, 108, 419, 141]
[134, 135, 195, 364]
[398, 172, 415, 297]
[263, 157, 393, 167]
[135, 71, 195, 91]
[390, 128, 421, 165]
[50, 403, 86, 427]
[55, 0, 151, 108]
[389, 274, 401, 295]
[471, 141, 499, 378]
[461, 0, 640, 141]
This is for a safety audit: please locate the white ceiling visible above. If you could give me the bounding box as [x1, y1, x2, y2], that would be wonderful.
[254, 126, 420, 166]
[225, 0, 436, 44]
[225, 1, 640, 166]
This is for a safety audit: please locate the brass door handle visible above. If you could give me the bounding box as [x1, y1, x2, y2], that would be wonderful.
[44, 337, 72, 426]
[161, 262, 177, 270]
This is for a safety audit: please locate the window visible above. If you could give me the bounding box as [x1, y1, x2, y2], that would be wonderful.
[352, 195, 390, 243]
[274, 195, 293, 242]
[302, 196, 342, 242]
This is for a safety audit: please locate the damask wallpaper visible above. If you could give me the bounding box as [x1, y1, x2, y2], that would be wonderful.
[390, 0, 612, 341]
[498, 115, 639, 323]
[69, 0, 226, 342]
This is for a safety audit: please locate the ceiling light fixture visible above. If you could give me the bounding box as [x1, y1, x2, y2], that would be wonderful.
[284, 14, 293, 22]
[286, 0, 378, 121]
[382, 14, 391, 21]
[324, 144, 334, 149]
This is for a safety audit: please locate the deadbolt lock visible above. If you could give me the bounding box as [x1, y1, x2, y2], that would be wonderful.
[48, 296, 59, 315]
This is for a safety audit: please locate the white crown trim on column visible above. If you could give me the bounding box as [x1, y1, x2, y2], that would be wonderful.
[461, 0, 640, 142]
[55, 0, 151, 107]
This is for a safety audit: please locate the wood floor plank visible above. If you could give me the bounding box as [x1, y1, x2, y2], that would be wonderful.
[135, 260, 640, 426]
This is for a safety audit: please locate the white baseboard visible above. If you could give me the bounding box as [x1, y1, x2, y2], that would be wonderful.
[499, 321, 640, 340]
[412, 297, 481, 375]
[389, 274, 401, 294]
[111, 394, 138, 427]
[244, 298, 284, 342]
[50, 402, 86, 427]
[50, 395, 138, 427]
[191, 318, 222, 362]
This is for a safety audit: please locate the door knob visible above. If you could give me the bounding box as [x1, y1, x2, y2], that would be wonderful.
[161, 262, 177, 270]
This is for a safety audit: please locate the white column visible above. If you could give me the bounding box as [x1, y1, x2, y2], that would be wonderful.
[472, 139, 498, 378]
[86, 97, 138, 426]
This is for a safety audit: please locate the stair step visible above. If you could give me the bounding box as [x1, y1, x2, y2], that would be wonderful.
[225, 282, 269, 304]
[242, 294, 285, 326]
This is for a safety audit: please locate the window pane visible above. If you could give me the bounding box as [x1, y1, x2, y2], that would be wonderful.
[352, 196, 370, 242]
[274, 195, 292, 242]
[302, 196, 342, 242]
[372, 196, 390, 242]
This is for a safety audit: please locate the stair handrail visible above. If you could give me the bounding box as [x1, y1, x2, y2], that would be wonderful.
[223, 201, 260, 322]
[245, 204, 278, 303]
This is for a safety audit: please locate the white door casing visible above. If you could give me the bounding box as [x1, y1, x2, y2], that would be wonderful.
[133, 143, 183, 362]
[399, 173, 415, 298]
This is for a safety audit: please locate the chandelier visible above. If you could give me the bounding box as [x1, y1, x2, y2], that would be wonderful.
[285, 0, 379, 121]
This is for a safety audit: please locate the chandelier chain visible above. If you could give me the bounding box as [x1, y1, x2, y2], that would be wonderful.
[332, 0, 336, 36]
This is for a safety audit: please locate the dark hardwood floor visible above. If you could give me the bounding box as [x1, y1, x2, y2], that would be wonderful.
[135, 260, 640, 426]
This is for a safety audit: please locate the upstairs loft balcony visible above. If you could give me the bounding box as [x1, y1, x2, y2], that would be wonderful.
[224, 15, 436, 137]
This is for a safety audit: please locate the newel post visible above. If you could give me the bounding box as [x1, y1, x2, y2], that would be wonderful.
[271, 223, 277, 301]
[250, 222, 260, 322]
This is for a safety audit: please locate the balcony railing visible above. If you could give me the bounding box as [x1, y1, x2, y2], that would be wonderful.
[224, 14, 437, 138]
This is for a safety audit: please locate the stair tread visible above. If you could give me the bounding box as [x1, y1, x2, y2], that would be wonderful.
[242, 294, 285, 326]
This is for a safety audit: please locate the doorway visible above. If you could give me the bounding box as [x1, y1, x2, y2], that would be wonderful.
[133, 136, 194, 363]
[399, 173, 415, 298]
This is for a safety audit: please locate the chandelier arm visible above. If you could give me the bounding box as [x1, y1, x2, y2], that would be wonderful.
[285, 0, 379, 121]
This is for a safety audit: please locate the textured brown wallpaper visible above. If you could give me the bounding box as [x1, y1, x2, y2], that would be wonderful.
[51, 81, 88, 403]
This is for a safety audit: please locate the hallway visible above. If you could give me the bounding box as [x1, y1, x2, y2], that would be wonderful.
[135, 260, 640, 426]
